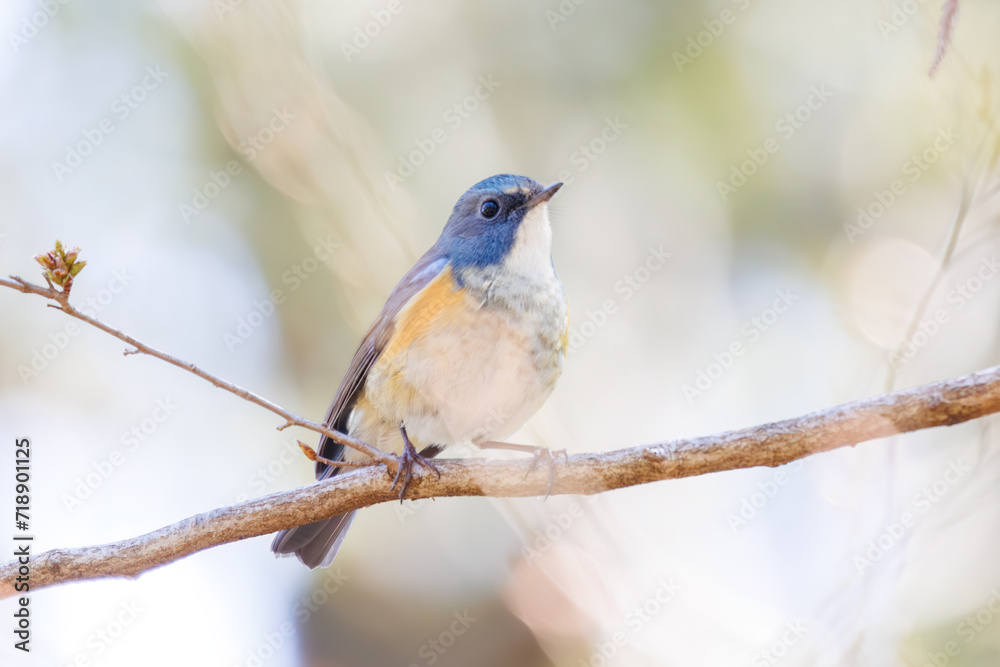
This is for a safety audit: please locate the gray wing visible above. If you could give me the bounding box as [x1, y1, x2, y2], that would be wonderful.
[272, 249, 449, 568]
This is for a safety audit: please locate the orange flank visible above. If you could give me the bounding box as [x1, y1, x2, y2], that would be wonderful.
[381, 265, 467, 359]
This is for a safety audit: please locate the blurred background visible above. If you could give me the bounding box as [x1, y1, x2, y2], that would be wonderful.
[2, 0, 1000, 664]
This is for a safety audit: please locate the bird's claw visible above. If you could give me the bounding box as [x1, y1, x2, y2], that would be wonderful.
[525, 447, 567, 499]
[390, 436, 440, 500]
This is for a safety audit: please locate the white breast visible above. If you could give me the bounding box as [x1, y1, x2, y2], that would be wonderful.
[400, 302, 558, 445]
[365, 201, 567, 448]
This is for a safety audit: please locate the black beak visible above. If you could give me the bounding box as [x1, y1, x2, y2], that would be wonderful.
[524, 182, 563, 209]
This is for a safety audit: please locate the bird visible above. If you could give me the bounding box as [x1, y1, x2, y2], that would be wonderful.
[271, 174, 569, 569]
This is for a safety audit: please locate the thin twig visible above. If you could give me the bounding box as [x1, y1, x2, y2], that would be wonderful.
[2, 362, 1000, 596]
[884, 185, 973, 391]
[929, 0, 960, 78]
[0, 275, 394, 467]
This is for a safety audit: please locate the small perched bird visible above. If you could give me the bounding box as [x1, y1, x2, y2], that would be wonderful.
[271, 174, 569, 568]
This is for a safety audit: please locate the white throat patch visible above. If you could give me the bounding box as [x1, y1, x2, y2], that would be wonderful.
[503, 203, 555, 281]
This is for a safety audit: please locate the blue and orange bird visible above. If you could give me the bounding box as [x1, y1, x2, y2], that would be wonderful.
[271, 174, 569, 569]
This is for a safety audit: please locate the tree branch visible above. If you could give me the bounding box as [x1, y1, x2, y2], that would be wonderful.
[6, 249, 1000, 596]
[0, 275, 394, 467]
[3, 362, 1000, 597]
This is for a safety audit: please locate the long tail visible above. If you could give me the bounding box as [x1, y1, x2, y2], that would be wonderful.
[270, 430, 440, 568]
[270, 511, 357, 569]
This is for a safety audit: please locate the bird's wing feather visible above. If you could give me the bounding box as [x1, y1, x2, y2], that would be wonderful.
[314, 250, 449, 479]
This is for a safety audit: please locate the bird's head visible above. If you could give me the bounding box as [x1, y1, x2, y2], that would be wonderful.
[438, 174, 563, 279]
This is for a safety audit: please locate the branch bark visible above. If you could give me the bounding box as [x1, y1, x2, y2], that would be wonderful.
[3, 362, 1000, 597]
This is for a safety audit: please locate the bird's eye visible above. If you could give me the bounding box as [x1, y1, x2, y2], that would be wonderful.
[480, 200, 500, 218]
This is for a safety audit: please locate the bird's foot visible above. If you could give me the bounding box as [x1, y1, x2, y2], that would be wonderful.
[391, 427, 441, 500]
[526, 447, 568, 499]
[478, 441, 566, 499]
